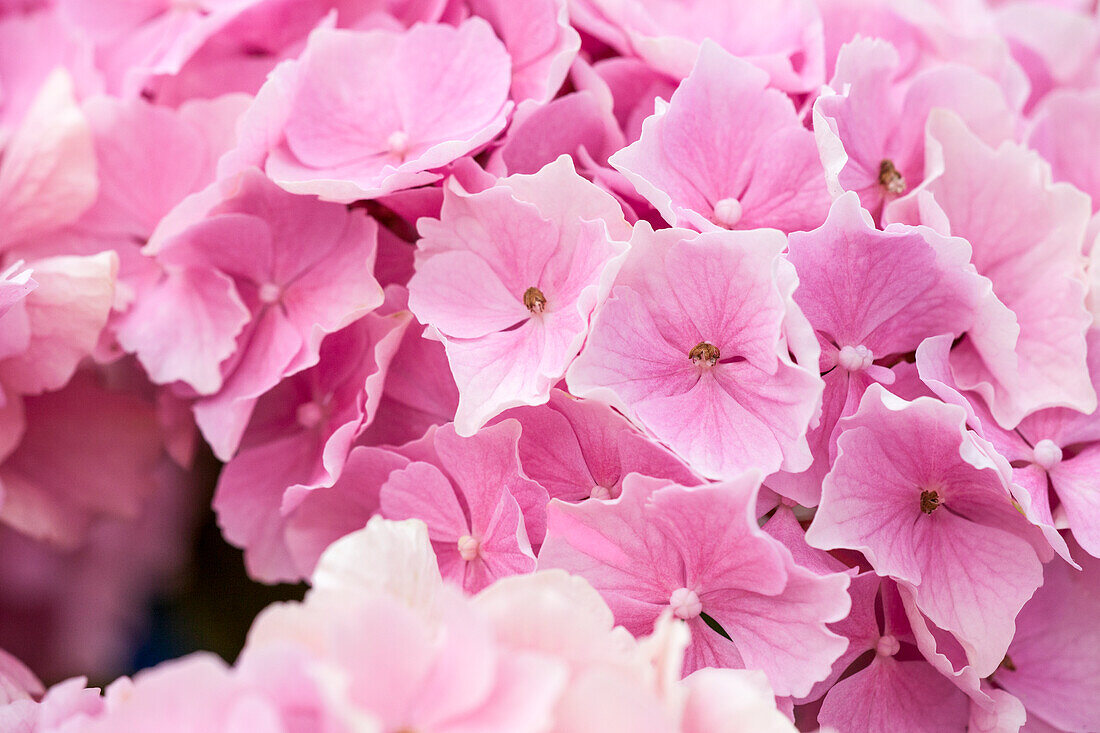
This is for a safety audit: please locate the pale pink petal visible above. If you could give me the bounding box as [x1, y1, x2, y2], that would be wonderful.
[888, 110, 1095, 428]
[0, 252, 116, 396]
[0, 70, 97, 250]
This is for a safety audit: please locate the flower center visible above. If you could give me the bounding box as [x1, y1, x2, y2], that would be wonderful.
[879, 159, 906, 194]
[920, 489, 942, 514]
[523, 286, 547, 313]
[838, 344, 874, 372]
[1032, 439, 1063, 470]
[295, 401, 324, 429]
[712, 197, 743, 228]
[875, 635, 900, 658]
[457, 535, 481, 562]
[387, 130, 410, 158]
[590, 485, 612, 500]
[257, 282, 281, 304]
[689, 341, 720, 366]
[668, 587, 702, 620]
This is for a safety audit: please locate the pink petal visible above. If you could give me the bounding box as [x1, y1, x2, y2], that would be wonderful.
[610, 41, 828, 234]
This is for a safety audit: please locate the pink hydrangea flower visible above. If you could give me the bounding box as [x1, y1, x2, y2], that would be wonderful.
[887, 109, 1095, 429]
[380, 421, 546, 593]
[539, 472, 851, 697]
[119, 168, 384, 459]
[408, 155, 631, 435]
[231, 19, 514, 203]
[813, 37, 1017, 222]
[610, 41, 830, 234]
[768, 192, 989, 505]
[806, 385, 1050, 677]
[499, 388, 699, 503]
[567, 222, 822, 480]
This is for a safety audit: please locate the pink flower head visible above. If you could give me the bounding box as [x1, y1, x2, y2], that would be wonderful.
[500, 388, 699, 503]
[408, 155, 631, 435]
[887, 109, 1095, 429]
[238, 19, 513, 203]
[213, 309, 410, 582]
[769, 192, 988, 505]
[570, 0, 826, 93]
[567, 222, 823, 480]
[119, 168, 384, 459]
[813, 37, 1017, 222]
[380, 421, 547, 593]
[806, 385, 1049, 677]
[539, 473, 851, 697]
[610, 41, 830, 235]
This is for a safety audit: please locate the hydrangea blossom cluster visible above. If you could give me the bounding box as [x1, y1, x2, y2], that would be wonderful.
[2, 0, 1100, 730]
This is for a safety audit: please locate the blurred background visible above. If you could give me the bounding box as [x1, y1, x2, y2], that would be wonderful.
[0, 432, 305, 688]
